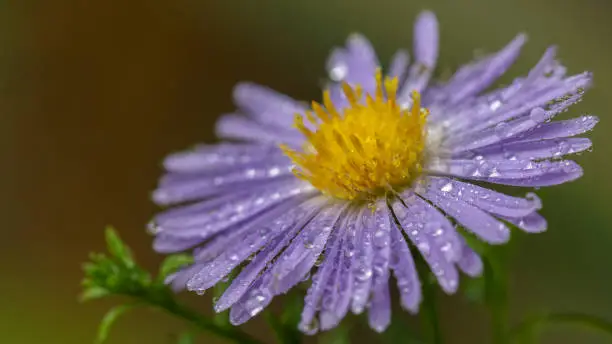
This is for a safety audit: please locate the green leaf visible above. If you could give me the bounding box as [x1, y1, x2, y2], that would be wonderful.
[177, 332, 196, 344]
[159, 254, 194, 280]
[82, 227, 264, 344]
[80, 286, 110, 302]
[104, 226, 134, 268]
[96, 304, 139, 344]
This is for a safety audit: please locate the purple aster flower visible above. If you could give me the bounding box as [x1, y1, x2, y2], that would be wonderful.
[149, 11, 596, 334]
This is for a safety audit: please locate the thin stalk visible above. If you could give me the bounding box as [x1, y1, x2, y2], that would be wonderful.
[124, 289, 263, 344]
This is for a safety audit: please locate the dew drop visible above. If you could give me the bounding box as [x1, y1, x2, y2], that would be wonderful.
[489, 100, 502, 111]
[146, 220, 161, 235]
[249, 306, 264, 317]
[494, 122, 510, 138]
[268, 167, 281, 177]
[355, 267, 373, 281]
[302, 317, 320, 333]
[557, 140, 570, 156]
[440, 182, 453, 192]
[417, 242, 430, 256]
[330, 64, 348, 81]
[529, 108, 547, 123]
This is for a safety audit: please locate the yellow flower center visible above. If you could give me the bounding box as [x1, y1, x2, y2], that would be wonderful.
[281, 70, 429, 202]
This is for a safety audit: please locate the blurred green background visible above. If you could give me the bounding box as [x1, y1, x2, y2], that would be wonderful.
[1, 0, 611, 343]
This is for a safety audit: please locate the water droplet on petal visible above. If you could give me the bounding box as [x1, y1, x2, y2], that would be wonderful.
[417, 242, 430, 256]
[494, 122, 510, 138]
[330, 64, 348, 81]
[440, 182, 453, 192]
[146, 220, 160, 234]
[529, 108, 547, 123]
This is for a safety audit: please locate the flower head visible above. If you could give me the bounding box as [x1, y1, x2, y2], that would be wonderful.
[281, 71, 428, 202]
[150, 11, 596, 334]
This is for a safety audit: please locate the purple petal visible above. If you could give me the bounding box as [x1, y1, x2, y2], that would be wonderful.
[427, 158, 583, 186]
[319, 213, 358, 330]
[389, 218, 422, 313]
[233, 82, 307, 129]
[457, 238, 483, 277]
[409, 195, 463, 262]
[499, 212, 547, 233]
[450, 107, 552, 153]
[162, 143, 283, 174]
[165, 264, 204, 292]
[153, 235, 203, 254]
[318, 249, 346, 332]
[268, 203, 347, 295]
[156, 181, 306, 230]
[214, 197, 325, 312]
[153, 163, 294, 204]
[470, 138, 592, 161]
[191, 217, 265, 262]
[327, 34, 379, 89]
[511, 115, 598, 142]
[154, 191, 301, 255]
[413, 11, 439, 69]
[215, 114, 302, 146]
[186, 197, 316, 293]
[229, 277, 273, 325]
[427, 177, 541, 218]
[151, 190, 246, 223]
[417, 185, 511, 244]
[368, 280, 391, 333]
[453, 73, 590, 136]
[388, 49, 410, 79]
[449, 34, 526, 103]
[299, 213, 347, 334]
[397, 11, 439, 104]
[351, 207, 375, 314]
[450, 83, 587, 152]
[501, 46, 557, 100]
[391, 198, 460, 293]
[156, 182, 315, 240]
[368, 203, 392, 332]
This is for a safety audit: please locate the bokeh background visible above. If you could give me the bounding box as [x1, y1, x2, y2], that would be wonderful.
[2, 0, 612, 343]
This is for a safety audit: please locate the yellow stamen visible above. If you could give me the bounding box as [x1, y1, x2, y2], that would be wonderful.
[281, 69, 429, 202]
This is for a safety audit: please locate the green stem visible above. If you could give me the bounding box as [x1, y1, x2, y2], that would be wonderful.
[509, 312, 612, 343]
[124, 289, 263, 344]
[484, 258, 508, 344]
[421, 276, 443, 344]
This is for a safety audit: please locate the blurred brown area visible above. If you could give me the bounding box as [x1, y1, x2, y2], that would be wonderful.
[1, 0, 612, 343]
